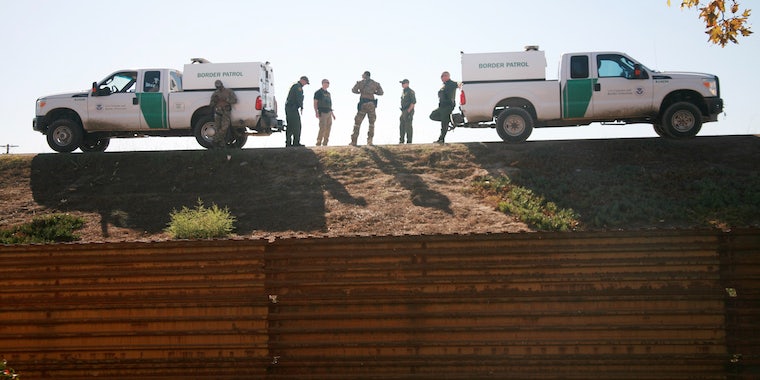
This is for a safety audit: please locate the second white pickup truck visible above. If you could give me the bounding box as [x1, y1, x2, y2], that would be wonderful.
[453, 47, 724, 142]
[34, 59, 281, 152]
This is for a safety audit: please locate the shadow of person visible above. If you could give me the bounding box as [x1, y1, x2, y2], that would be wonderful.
[319, 172, 367, 206]
[365, 147, 452, 214]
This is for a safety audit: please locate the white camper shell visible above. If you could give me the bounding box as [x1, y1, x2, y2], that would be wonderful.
[461, 49, 547, 82]
[183, 61, 271, 90]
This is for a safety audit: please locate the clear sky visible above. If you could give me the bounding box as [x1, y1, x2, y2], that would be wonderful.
[1, 0, 757, 154]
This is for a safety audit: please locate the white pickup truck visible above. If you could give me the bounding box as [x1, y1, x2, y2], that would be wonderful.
[453, 47, 724, 142]
[33, 59, 281, 152]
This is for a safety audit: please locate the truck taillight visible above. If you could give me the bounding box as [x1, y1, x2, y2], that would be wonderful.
[255, 96, 263, 110]
[460, 90, 466, 105]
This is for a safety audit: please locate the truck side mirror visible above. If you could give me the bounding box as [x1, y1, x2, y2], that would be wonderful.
[633, 64, 648, 79]
[91, 82, 98, 96]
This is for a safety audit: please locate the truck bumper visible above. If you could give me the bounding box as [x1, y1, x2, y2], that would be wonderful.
[33, 116, 46, 132]
[704, 97, 723, 122]
[451, 112, 466, 127]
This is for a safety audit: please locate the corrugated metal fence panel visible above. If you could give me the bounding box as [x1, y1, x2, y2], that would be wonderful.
[1, 230, 758, 379]
[0, 240, 269, 379]
[722, 231, 760, 378]
[264, 232, 728, 379]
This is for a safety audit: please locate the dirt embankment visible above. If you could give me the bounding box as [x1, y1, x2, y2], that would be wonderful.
[1, 135, 758, 243]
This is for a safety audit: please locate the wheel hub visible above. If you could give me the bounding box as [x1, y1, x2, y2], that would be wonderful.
[203, 123, 217, 139]
[505, 116, 526, 135]
[54, 128, 72, 144]
[672, 110, 696, 132]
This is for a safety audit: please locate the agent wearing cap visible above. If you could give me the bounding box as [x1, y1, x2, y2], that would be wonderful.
[398, 79, 416, 144]
[313, 79, 336, 146]
[285, 76, 309, 147]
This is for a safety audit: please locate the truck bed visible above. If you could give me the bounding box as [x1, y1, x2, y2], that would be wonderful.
[168, 90, 262, 129]
[461, 80, 559, 123]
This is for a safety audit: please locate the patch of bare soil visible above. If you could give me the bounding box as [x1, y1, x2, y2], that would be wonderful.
[1, 135, 758, 243]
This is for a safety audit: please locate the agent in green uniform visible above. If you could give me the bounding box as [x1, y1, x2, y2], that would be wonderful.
[433, 71, 458, 144]
[398, 79, 416, 144]
[285, 76, 309, 147]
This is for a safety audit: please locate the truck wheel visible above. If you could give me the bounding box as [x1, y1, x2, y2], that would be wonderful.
[653, 123, 669, 138]
[662, 102, 702, 139]
[496, 108, 534, 143]
[228, 129, 248, 149]
[80, 135, 110, 152]
[193, 115, 216, 149]
[46, 119, 83, 153]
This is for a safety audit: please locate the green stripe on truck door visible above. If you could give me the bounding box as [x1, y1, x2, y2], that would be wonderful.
[562, 79, 596, 119]
[137, 93, 168, 129]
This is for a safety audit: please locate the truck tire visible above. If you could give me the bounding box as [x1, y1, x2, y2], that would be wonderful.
[662, 102, 702, 139]
[229, 129, 248, 149]
[496, 108, 534, 143]
[653, 123, 669, 138]
[194, 115, 247, 149]
[46, 119, 83, 153]
[193, 115, 216, 149]
[80, 135, 110, 152]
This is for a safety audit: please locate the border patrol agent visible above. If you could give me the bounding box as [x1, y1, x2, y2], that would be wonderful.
[350, 71, 383, 146]
[399, 79, 416, 144]
[209, 80, 237, 148]
[314, 79, 335, 146]
[434, 71, 458, 144]
[285, 76, 309, 147]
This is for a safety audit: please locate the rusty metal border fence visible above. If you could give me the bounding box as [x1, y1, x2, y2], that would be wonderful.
[0, 229, 758, 379]
[721, 230, 760, 378]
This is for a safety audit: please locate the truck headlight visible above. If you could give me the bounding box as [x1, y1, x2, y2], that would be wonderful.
[702, 78, 718, 96]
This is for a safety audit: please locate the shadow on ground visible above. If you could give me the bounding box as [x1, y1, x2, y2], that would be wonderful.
[31, 149, 331, 237]
[365, 146, 453, 214]
[464, 136, 760, 229]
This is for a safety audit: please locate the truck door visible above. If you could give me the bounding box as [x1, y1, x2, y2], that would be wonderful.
[562, 55, 595, 119]
[87, 71, 141, 131]
[136, 70, 169, 129]
[591, 53, 653, 119]
[259, 62, 276, 111]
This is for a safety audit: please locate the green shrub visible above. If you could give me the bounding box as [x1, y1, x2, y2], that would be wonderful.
[0, 214, 84, 244]
[473, 175, 579, 231]
[165, 199, 235, 239]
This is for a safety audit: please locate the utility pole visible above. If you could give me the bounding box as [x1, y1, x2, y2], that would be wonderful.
[1, 144, 19, 154]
